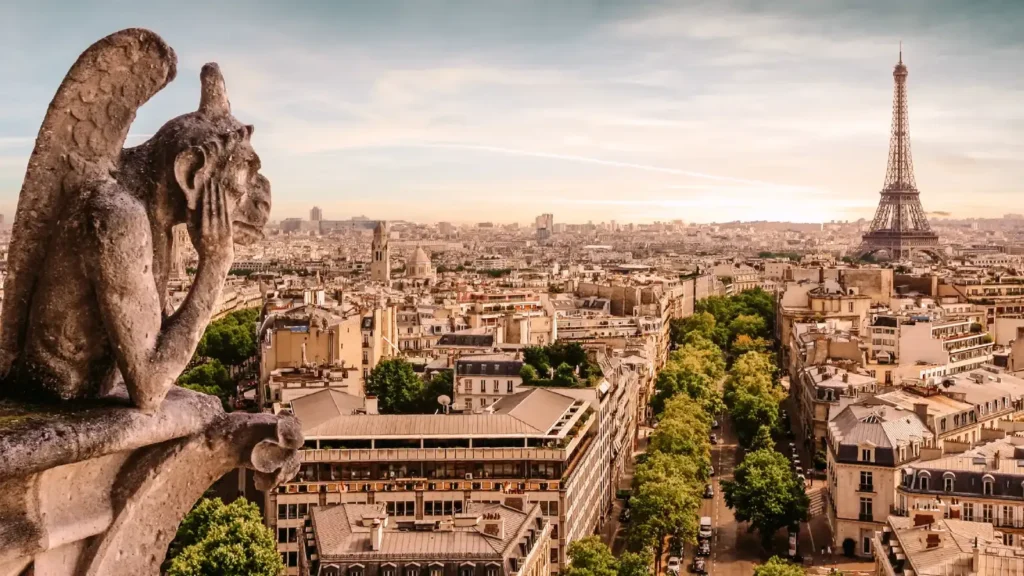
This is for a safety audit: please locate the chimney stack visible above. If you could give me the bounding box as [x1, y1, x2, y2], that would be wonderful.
[371, 519, 384, 551]
[365, 396, 379, 415]
[914, 403, 929, 424]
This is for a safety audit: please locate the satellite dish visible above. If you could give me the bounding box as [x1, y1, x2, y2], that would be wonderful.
[438, 395, 452, 414]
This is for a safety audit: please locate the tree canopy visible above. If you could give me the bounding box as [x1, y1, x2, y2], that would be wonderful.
[197, 308, 260, 367]
[564, 536, 619, 576]
[723, 449, 809, 551]
[753, 556, 805, 576]
[165, 497, 283, 576]
[521, 342, 601, 387]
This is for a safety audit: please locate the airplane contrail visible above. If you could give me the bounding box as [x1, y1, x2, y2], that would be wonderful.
[419, 142, 817, 191]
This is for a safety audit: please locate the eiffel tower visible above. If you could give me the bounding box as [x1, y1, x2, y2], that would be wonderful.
[857, 48, 941, 262]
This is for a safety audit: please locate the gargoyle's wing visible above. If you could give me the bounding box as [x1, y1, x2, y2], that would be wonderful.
[0, 28, 177, 377]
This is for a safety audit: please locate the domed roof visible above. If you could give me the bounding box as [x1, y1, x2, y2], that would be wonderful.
[411, 246, 431, 265]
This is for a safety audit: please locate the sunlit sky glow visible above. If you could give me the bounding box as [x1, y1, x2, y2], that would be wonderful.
[1, 1, 1022, 224]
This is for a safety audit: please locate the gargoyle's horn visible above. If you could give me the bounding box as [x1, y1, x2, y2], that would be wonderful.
[199, 63, 230, 115]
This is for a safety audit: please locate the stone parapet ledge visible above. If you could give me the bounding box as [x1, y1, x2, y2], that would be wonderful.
[0, 386, 302, 576]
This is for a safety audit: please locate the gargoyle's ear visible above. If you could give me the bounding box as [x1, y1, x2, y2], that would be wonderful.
[173, 146, 208, 211]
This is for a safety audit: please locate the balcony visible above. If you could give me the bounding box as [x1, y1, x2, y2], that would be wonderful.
[890, 505, 908, 517]
[859, 512, 874, 522]
[858, 483, 875, 493]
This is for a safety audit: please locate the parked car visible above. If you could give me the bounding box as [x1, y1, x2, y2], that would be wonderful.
[708, 465, 715, 477]
[699, 516, 713, 540]
[667, 556, 681, 575]
[709, 433, 718, 445]
[697, 540, 711, 557]
[711, 419, 720, 429]
[691, 558, 707, 574]
[619, 508, 631, 522]
[703, 484, 714, 499]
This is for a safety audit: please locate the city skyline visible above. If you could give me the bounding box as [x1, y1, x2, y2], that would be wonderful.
[1, 1, 1022, 224]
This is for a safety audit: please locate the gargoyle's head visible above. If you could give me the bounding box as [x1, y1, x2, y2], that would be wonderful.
[149, 63, 271, 246]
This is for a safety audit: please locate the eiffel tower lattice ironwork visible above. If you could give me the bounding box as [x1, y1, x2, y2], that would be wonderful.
[857, 48, 941, 261]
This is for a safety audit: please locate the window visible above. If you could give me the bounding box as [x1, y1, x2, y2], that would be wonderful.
[1004, 506, 1015, 527]
[386, 501, 416, 516]
[479, 398, 486, 408]
[941, 418, 947, 431]
[859, 471, 873, 490]
[1005, 533, 1016, 547]
[859, 497, 873, 521]
[382, 567, 396, 576]
[985, 479, 994, 495]
[539, 501, 559, 516]
[919, 476, 929, 491]
[278, 504, 287, 520]
[964, 502, 975, 521]
[278, 528, 288, 543]
[944, 476, 954, 492]
[860, 449, 871, 462]
[550, 548, 559, 564]
[431, 566, 443, 576]
[507, 380, 514, 393]
[350, 567, 363, 576]
[984, 504, 994, 523]
[849, 302, 854, 313]
[406, 567, 420, 576]
[460, 566, 475, 576]
[862, 535, 871, 555]
[486, 566, 499, 576]
[493, 380, 499, 393]
[288, 552, 298, 567]
[480, 381, 486, 393]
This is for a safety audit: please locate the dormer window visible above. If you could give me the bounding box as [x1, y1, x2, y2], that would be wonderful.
[920, 475, 929, 491]
[943, 473, 955, 492]
[860, 448, 872, 462]
[984, 477, 994, 496]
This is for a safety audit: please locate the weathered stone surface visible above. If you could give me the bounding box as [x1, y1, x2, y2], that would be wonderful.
[0, 387, 302, 576]
[0, 29, 299, 576]
[0, 385, 221, 479]
[0, 27, 271, 413]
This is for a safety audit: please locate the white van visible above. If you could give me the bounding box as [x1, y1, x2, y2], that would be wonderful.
[698, 516, 712, 539]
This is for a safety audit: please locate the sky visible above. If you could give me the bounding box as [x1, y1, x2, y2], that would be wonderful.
[1, 1, 1022, 225]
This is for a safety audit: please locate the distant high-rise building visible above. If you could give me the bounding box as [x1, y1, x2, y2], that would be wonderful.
[310, 206, 323, 222]
[535, 213, 554, 231]
[438, 221, 455, 236]
[370, 221, 391, 284]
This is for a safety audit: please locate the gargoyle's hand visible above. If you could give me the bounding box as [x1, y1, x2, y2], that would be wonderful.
[197, 179, 234, 265]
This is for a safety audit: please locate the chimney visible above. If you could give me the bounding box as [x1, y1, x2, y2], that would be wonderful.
[914, 512, 936, 527]
[914, 403, 929, 423]
[993, 450, 1001, 470]
[371, 519, 384, 551]
[842, 373, 849, 383]
[926, 532, 941, 549]
[365, 396, 379, 415]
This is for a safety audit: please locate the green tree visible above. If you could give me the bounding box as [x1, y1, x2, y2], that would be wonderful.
[419, 370, 454, 412]
[728, 314, 768, 342]
[723, 449, 809, 551]
[196, 308, 260, 367]
[629, 476, 702, 550]
[565, 536, 618, 576]
[751, 425, 775, 452]
[553, 362, 579, 387]
[523, 345, 551, 375]
[753, 556, 805, 576]
[670, 312, 716, 345]
[166, 497, 283, 576]
[731, 390, 781, 449]
[732, 334, 772, 357]
[618, 548, 654, 576]
[519, 364, 539, 384]
[365, 359, 425, 413]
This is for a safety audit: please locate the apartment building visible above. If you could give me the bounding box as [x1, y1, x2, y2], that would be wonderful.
[297, 502, 551, 576]
[896, 438, 1024, 547]
[826, 371, 1024, 557]
[793, 363, 877, 450]
[454, 353, 525, 412]
[269, 386, 627, 576]
[826, 403, 933, 557]
[872, 515, 1019, 576]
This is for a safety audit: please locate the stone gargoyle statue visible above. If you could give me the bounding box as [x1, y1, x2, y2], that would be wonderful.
[0, 28, 271, 412]
[0, 29, 302, 576]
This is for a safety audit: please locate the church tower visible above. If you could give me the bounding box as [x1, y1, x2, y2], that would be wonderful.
[370, 221, 391, 284]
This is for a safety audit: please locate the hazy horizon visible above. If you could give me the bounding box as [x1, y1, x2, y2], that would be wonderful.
[1, 1, 1021, 225]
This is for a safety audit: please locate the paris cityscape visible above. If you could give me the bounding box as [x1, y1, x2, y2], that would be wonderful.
[1, 2, 1024, 576]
